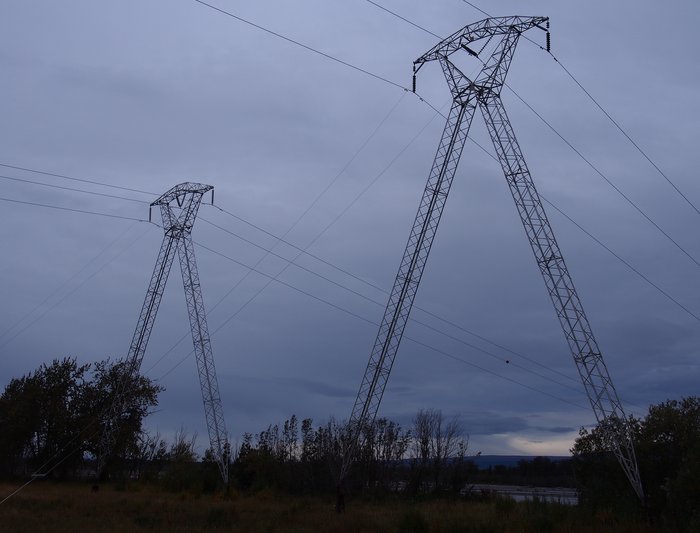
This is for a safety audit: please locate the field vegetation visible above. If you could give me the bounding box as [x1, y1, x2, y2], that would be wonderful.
[1, 358, 698, 531]
[0, 481, 653, 532]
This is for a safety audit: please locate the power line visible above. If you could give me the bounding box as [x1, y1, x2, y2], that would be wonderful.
[143, 91, 409, 374]
[542, 198, 700, 321]
[460, 0, 489, 18]
[4, 4, 670, 391]
[188, 0, 448, 119]
[199, 214, 582, 393]
[368, 0, 700, 271]
[0, 175, 639, 448]
[0, 173, 148, 204]
[460, 0, 700, 218]
[0, 195, 150, 222]
[191, 0, 406, 91]
[0, 164, 655, 410]
[0, 213, 614, 507]
[153, 95, 445, 373]
[167, 239, 591, 411]
[461, 106, 700, 324]
[189, 2, 528, 374]
[365, 0, 441, 39]
[1, 136, 581, 395]
[0, 162, 155, 195]
[504, 85, 700, 270]
[4, 139, 688, 402]
[169, 100, 446, 375]
[183, 0, 698, 388]
[211, 186, 700, 350]
[548, 56, 700, 217]
[0, 89, 415, 381]
[0, 222, 139, 342]
[0, 224, 155, 350]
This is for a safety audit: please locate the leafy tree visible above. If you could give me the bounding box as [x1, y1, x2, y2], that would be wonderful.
[82, 358, 163, 476]
[0, 372, 42, 476]
[0, 358, 90, 477]
[638, 397, 700, 527]
[0, 357, 162, 480]
[572, 396, 700, 529]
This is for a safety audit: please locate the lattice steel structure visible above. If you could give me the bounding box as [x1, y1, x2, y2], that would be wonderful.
[340, 16, 644, 502]
[98, 183, 230, 484]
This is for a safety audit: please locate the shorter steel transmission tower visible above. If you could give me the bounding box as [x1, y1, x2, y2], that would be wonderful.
[98, 182, 230, 484]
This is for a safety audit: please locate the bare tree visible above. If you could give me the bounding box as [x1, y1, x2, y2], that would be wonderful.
[410, 409, 466, 492]
[170, 427, 197, 462]
[282, 415, 298, 462]
[431, 412, 462, 489]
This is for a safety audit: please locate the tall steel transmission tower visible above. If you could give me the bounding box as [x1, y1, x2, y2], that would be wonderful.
[98, 182, 230, 485]
[340, 16, 644, 502]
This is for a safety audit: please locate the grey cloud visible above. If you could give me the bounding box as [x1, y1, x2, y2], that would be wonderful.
[1, 0, 698, 457]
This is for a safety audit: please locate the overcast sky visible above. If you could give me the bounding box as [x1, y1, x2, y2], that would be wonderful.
[1, 0, 699, 458]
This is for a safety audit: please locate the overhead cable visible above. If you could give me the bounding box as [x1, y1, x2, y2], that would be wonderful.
[460, 0, 700, 217]
[368, 0, 700, 270]
[0, 173, 148, 204]
[0, 195, 150, 222]
[175, 239, 591, 411]
[0, 162, 154, 195]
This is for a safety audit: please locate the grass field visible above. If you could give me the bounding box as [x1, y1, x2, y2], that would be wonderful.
[0, 482, 654, 532]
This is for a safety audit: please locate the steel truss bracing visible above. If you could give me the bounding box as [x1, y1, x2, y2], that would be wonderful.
[98, 183, 230, 485]
[478, 94, 643, 500]
[341, 16, 644, 502]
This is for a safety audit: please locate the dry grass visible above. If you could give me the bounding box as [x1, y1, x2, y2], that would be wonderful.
[0, 482, 656, 532]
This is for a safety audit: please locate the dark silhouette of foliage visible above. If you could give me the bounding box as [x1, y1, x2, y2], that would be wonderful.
[229, 409, 474, 498]
[572, 396, 700, 529]
[0, 357, 162, 479]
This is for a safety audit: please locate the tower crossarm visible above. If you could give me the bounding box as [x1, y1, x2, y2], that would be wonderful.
[151, 182, 213, 207]
[439, 26, 521, 105]
[414, 16, 547, 67]
[472, 28, 520, 95]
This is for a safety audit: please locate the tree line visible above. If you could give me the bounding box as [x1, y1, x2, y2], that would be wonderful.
[2, 357, 698, 528]
[231, 408, 471, 496]
[0, 357, 474, 495]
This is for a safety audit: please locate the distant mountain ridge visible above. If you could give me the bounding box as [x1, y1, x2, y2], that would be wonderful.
[469, 455, 571, 470]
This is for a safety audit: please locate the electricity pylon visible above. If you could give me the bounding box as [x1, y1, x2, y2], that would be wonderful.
[98, 182, 230, 485]
[340, 16, 644, 502]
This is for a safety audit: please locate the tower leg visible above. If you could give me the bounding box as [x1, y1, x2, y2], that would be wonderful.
[339, 98, 478, 481]
[479, 94, 644, 501]
[97, 232, 178, 478]
[177, 233, 229, 485]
